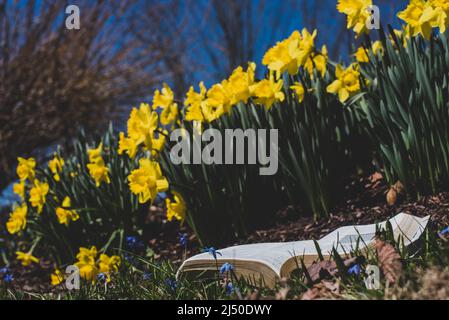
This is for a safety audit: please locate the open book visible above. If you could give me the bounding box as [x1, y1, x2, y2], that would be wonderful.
[177, 213, 430, 287]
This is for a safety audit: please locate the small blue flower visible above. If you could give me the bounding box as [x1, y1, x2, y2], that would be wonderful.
[348, 264, 361, 276]
[439, 226, 449, 236]
[0, 267, 9, 274]
[126, 236, 144, 251]
[143, 272, 152, 281]
[155, 192, 168, 204]
[165, 279, 177, 292]
[126, 236, 138, 247]
[3, 274, 13, 283]
[97, 273, 107, 283]
[220, 263, 234, 274]
[179, 233, 188, 247]
[203, 247, 222, 260]
[225, 282, 235, 295]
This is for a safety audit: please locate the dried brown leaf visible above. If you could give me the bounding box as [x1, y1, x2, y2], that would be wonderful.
[301, 280, 340, 300]
[369, 172, 384, 184]
[375, 239, 402, 283]
[306, 260, 338, 283]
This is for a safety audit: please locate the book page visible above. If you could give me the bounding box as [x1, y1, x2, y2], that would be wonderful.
[317, 213, 430, 254]
[182, 241, 316, 275]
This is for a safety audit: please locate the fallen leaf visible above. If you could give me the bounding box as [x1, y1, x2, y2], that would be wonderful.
[306, 260, 338, 283]
[375, 239, 402, 283]
[305, 257, 361, 284]
[369, 172, 384, 184]
[301, 280, 340, 300]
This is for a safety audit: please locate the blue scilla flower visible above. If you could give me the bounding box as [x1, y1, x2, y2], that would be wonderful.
[0, 267, 9, 274]
[203, 247, 222, 260]
[348, 264, 361, 276]
[143, 272, 152, 281]
[165, 279, 177, 292]
[3, 274, 13, 283]
[179, 233, 188, 247]
[97, 273, 107, 283]
[439, 226, 449, 236]
[126, 236, 144, 251]
[225, 282, 235, 295]
[126, 236, 138, 247]
[220, 263, 234, 274]
[155, 192, 168, 205]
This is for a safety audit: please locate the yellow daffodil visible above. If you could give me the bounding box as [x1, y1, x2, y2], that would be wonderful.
[398, 0, 439, 39]
[128, 158, 169, 204]
[166, 191, 187, 222]
[56, 196, 79, 226]
[290, 82, 305, 103]
[127, 103, 158, 150]
[16, 251, 39, 267]
[431, 0, 449, 33]
[16, 157, 36, 181]
[304, 45, 328, 78]
[75, 246, 98, 282]
[327, 63, 361, 103]
[87, 160, 110, 187]
[160, 102, 179, 126]
[371, 41, 384, 55]
[262, 29, 316, 76]
[87, 144, 110, 187]
[355, 47, 369, 63]
[48, 155, 64, 182]
[298, 29, 318, 66]
[118, 132, 139, 159]
[76, 246, 97, 265]
[51, 268, 64, 286]
[227, 62, 256, 105]
[201, 103, 226, 123]
[29, 179, 49, 214]
[6, 204, 27, 234]
[185, 82, 207, 123]
[152, 83, 175, 110]
[354, 41, 384, 63]
[98, 254, 121, 274]
[13, 181, 26, 201]
[151, 131, 167, 157]
[263, 30, 301, 75]
[337, 0, 373, 37]
[87, 143, 104, 163]
[249, 73, 285, 110]
[205, 82, 233, 118]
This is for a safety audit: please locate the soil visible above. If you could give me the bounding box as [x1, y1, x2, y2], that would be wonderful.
[3, 172, 449, 293]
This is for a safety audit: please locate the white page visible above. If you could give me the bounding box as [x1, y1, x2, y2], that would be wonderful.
[318, 213, 430, 254]
[184, 241, 316, 274]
